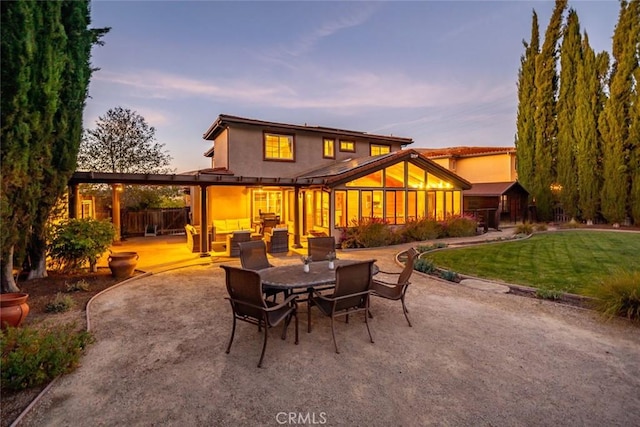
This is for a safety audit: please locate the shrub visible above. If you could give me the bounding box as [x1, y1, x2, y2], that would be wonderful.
[439, 269, 460, 282]
[66, 280, 90, 292]
[1, 324, 94, 391]
[45, 293, 76, 313]
[416, 242, 447, 253]
[400, 218, 443, 242]
[515, 222, 534, 235]
[414, 257, 436, 274]
[443, 216, 477, 237]
[536, 287, 564, 300]
[535, 223, 548, 232]
[341, 218, 399, 248]
[584, 271, 640, 322]
[49, 218, 115, 273]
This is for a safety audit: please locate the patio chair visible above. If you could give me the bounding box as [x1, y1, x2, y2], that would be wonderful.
[239, 240, 273, 270]
[266, 228, 289, 254]
[307, 259, 376, 353]
[239, 240, 284, 302]
[307, 236, 336, 262]
[261, 217, 280, 235]
[226, 231, 251, 257]
[369, 247, 419, 327]
[221, 265, 299, 368]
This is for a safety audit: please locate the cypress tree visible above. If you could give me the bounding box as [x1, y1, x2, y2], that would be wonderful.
[1, 0, 39, 292]
[0, 1, 108, 290]
[533, 0, 567, 221]
[557, 9, 581, 219]
[628, 1, 640, 224]
[515, 10, 540, 197]
[575, 34, 608, 223]
[630, 65, 640, 224]
[27, 2, 108, 279]
[599, 0, 639, 224]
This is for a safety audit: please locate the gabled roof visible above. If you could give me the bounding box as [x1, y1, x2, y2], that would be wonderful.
[203, 114, 414, 145]
[297, 149, 472, 189]
[417, 146, 516, 159]
[464, 181, 529, 196]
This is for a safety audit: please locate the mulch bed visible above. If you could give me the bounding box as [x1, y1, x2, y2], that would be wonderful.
[1, 268, 127, 427]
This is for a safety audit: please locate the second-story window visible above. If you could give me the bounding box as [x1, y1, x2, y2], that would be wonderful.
[323, 138, 335, 159]
[370, 144, 391, 156]
[264, 133, 294, 161]
[339, 140, 355, 152]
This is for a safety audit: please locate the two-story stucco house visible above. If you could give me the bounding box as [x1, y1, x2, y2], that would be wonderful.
[189, 115, 471, 250]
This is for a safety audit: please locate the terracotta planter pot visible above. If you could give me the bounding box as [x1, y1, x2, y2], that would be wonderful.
[0, 293, 30, 329]
[108, 251, 139, 279]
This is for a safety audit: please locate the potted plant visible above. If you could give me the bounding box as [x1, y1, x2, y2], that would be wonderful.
[0, 293, 30, 329]
[326, 251, 337, 270]
[301, 255, 312, 273]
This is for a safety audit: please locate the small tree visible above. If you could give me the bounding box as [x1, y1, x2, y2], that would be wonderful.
[78, 106, 173, 174]
[48, 219, 115, 273]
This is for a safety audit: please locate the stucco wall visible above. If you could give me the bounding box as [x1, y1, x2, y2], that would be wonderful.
[451, 154, 516, 183]
[219, 124, 402, 178]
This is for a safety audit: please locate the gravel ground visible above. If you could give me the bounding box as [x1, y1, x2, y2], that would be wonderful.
[17, 244, 640, 427]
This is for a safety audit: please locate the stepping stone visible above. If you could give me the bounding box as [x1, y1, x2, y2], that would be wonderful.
[459, 278, 510, 294]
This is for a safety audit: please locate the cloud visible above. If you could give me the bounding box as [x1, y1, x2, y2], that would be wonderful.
[92, 66, 514, 114]
[275, 3, 379, 58]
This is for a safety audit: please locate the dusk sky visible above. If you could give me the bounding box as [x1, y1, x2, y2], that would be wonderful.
[84, 1, 621, 173]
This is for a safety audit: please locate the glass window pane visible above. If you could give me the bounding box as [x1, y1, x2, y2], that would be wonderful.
[436, 191, 444, 220]
[427, 191, 436, 219]
[361, 191, 372, 219]
[408, 163, 426, 189]
[395, 191, 405, 224]
[347, 190, 359, 226]
[340, 140, 355, 152]
[417, 190, 426, 218]
[373, 191, 383, 219]
[384, 163, 405, 187]
[407, 191, 417, 221]
[453, 191, 461, 216]
[385, 191, 396, 224]
[264, 133, 293, 160]
[323, 138, 335, 158]
[370, 144, 390, 156]
[346, 171, 383, 187]
[335, 191, 346, 227]
[427, 173, 453, 190]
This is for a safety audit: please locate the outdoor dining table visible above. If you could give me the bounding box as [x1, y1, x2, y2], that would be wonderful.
[259, 259, 379, 297]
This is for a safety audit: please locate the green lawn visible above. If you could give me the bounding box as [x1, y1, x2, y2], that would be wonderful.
[422, 231, 640, 294]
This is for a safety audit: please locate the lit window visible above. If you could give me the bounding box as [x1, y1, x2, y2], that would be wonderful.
[370, 144, 390, 156]
[339, 140, 355, 152]
[264, 133, 294, 160]
[323, 138, 335, 159]
[252, 189, 282, 218]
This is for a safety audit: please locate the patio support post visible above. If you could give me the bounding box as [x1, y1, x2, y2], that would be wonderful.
[199, 184, 210, 257]
[69, 184, 80, 219]
[112, 184, 122, 243]
[293, 186, 302, 248]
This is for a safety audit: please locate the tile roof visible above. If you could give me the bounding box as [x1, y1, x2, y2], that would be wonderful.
[297, 149, 472, 189]
[464, 181, 529, 196]
[203, 114, 414, 145]
[417, 146, 516, 158]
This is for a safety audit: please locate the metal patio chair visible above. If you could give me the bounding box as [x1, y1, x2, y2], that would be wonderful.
[221, 265, 298, 368]
[369, 247, 419, 327]
[307, 259, 376, 353]
[307, 236, 336, 262]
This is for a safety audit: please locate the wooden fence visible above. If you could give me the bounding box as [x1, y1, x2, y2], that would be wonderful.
[121, 208, 189, 236]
